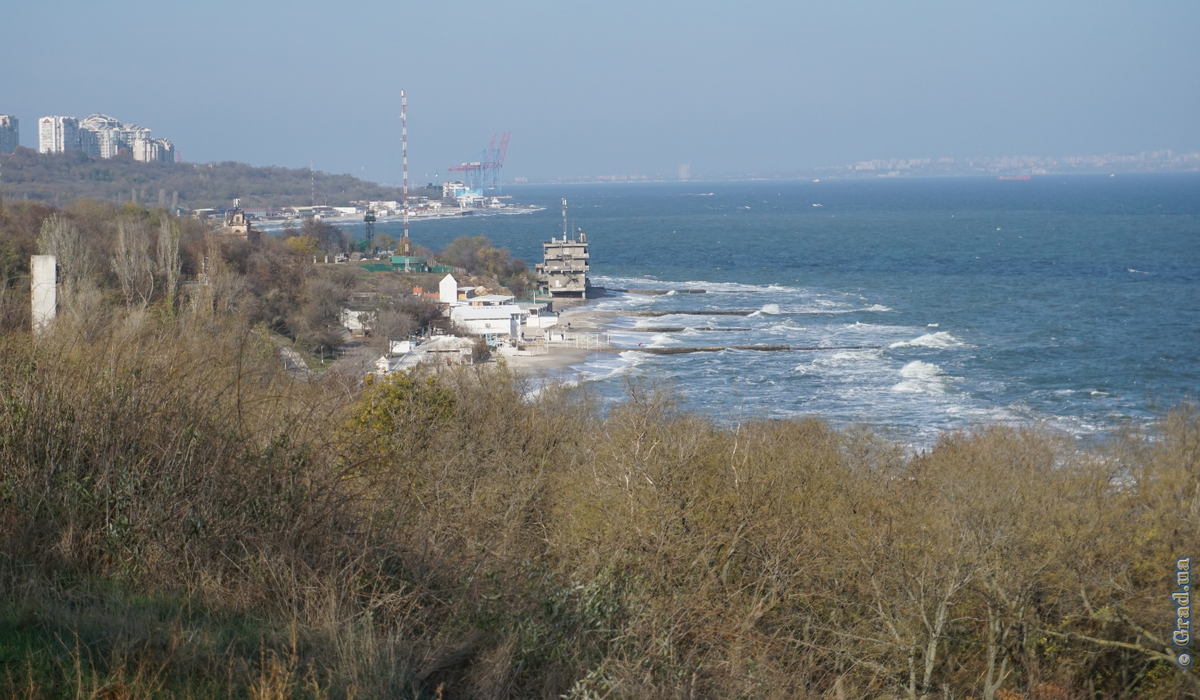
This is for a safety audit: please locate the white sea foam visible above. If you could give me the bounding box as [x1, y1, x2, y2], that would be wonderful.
[647, 333, 676, 348]
[798, 349, 885, 371]
[889, 331, 964, 350]
[765, 319, 801, 333]
[795, 303, 893, 314]
[892, 361, 952, 394]
[575, 350, 648, 383]
[591, 275, 792, 295]
[760, 303, 781, 315]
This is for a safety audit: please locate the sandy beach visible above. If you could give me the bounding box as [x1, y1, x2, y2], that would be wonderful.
[501, 304, 618, 374]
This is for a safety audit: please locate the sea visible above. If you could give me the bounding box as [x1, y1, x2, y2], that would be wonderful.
[363, 175, 1200, 443]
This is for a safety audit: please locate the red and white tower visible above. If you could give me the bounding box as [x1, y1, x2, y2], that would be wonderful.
[400, 90, 411, 271]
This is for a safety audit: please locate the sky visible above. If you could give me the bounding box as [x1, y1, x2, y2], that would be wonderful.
[3, 1, 1197, 182]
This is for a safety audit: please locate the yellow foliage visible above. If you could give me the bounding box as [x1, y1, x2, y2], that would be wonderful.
[285, 235, 320, 256]
[345, 370, 456, 465]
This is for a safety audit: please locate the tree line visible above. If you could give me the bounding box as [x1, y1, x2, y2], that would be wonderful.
[0, 198, 536, 360]
[0, 147, 439, 210]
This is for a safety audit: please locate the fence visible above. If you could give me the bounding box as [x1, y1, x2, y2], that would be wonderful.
[570, 333, 611, 350]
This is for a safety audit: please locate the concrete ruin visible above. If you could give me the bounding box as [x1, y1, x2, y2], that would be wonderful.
[30, 255, 56, 333]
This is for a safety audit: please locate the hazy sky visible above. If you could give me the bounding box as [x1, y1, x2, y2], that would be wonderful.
[4, 1, 1197, 182]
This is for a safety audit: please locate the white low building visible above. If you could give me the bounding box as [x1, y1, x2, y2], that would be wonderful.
[518, 301, 558, 329]
[373, 337, 474, 376]
[468, 293, 516, 305]
[450, 305, 522, 337]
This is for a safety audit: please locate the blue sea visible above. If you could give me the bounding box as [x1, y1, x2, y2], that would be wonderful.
[367, 175, 1200, 442]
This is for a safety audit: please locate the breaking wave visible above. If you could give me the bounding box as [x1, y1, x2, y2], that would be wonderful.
[889, 331, 964, 350]
[892, 361, 953, 394]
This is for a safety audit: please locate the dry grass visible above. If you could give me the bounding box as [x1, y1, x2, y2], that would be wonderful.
[0, 310, 1197, 698]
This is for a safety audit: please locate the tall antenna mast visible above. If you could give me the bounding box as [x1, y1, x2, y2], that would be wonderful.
[310, 160, 314, 208]
[401, 90, 410, 272]
[561, 198, 568, 240]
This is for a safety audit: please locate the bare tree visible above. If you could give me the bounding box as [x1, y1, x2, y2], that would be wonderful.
[189, 233, 245, 317]
[37, 214, 96, 308]
[158, 217, 181, 314]
[371, 308, 415, 352]
[112, 220, 155, 308]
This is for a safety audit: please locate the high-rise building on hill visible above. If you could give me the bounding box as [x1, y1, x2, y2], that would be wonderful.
[79, 113, 155, 159]
[132, 137, 175, 163]
[37, 112, 175, 163]
[39, 116, 80, 154]
[0, 115, 17, 154]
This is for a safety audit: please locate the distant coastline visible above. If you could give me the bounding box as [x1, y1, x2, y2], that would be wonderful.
[510, 150, 1200, 185]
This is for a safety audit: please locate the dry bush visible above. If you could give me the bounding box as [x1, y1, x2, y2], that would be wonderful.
[1, 293, 1198, 699]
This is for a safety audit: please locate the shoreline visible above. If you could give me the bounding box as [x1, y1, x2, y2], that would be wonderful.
[250, 206, 545, 230]
[502, 305, 618, 374]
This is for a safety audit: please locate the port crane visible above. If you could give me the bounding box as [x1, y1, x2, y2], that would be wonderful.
[448, 132, 510, 194]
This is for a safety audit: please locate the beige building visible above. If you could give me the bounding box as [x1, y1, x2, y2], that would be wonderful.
[536, 233, 590, 297]
[222, 201, 254, 239]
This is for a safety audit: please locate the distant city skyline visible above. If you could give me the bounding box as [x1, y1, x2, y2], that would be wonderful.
[1, 1, 1196, 182]
[510, 150, 1200, 185]
[32, 111, 175, 164]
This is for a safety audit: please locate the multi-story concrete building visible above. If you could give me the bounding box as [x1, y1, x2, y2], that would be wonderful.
[536, 233, 591, 297]
[536, 199, 592, 298]
[132, 137, 174, 163]
[36, 112, 177, 163]
[79, 113, 154, 159]
[79, 113, 122, 158]
[38, 116, 80, 154]
[0, 115, 18, 154]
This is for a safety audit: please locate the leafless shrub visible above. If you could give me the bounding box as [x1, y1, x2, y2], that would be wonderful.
[0, 299, 1197, 698]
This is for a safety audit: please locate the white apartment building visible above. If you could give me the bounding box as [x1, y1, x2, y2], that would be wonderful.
[78, 113, 154, 159]
[38, 116, 80, 154]
[132, 137, 175, 163]
[79, 113, 122, 158]
[35, 111, 175, 163]
[0, 115, 17, 154]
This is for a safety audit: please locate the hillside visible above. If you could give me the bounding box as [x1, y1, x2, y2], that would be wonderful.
[0, 146, 440, 210]
[0, 199, 1196, 699]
